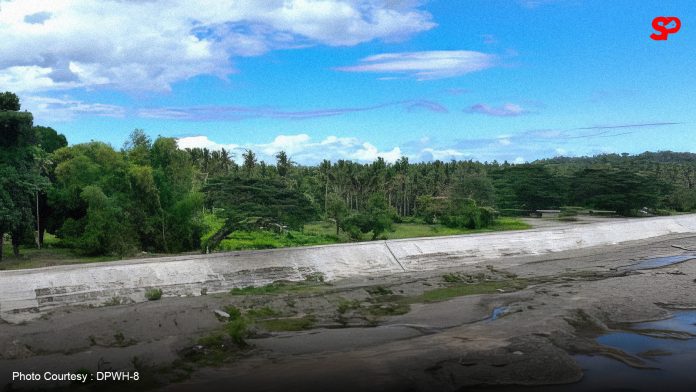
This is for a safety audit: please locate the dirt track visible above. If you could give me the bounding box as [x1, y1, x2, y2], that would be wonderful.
[2, 222, 696, 391]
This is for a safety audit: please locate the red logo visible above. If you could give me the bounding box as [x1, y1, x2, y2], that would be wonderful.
[651, 17, 681, 40]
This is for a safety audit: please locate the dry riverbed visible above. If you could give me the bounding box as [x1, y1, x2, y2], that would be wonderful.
[2, 231, 696, 391]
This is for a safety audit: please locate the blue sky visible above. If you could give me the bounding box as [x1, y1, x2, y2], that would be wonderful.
[1, 0, 694, 164]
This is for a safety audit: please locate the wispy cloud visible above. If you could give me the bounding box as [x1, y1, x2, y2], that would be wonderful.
[576, 122, 679, 130]
[524, 122, 682, 140]
[481, 34, 498, 44]
[465, 103, 528, 117]
[404, 100, 448, 113]
[517, 0, 563, 8]
[589, 89, 638, 103]
[444, 88, 470, 96]
[23, 95, 127, 122]
[139, 99, 448, 121]
[335, 50, 497, 80]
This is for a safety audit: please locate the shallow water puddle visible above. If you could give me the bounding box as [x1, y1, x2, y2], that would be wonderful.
[488, 306, 508, 321]
[622, 254, 696, 271]
[571, 310, 696, 391]
[527, 311, 696, 391]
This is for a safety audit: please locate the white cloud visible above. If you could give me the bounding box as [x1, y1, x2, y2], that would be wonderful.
[176, 134, 403, 164]
[23, 95, 126, 122]
[176, 136, 240, 152]
[0, 0, 434, 92]
[258, 134, 312, 156]
[336, 50, 497, 80]
[419, 148, 468, 161]
[137, 99, 448, 121]
[352, 143, 402, 162]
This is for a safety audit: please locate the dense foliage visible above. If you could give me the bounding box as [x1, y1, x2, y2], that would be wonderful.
[2, 89, 696, 260]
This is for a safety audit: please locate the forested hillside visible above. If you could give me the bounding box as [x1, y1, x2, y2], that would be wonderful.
[2, 91, 696, 260]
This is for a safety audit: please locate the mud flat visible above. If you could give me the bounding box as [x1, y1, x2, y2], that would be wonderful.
[2, 215, 696, 323]
[1, 216, 696, 391]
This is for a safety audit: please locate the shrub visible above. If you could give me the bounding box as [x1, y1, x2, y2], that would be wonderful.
[226, 318, 249, 347]
[223, 305, 242, 319]
[145, 288, 162, 301]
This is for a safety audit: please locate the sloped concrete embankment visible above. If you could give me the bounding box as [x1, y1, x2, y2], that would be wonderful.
[1, 215, 695, 322]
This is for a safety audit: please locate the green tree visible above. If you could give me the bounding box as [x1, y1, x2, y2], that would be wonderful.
[0, 91, 20, 111]
[572, 167, 660, 216]
[275, 150, 292, 178]
[451, 171, 495, 206]
[344, 194, 395, 240]
[242, 149, 257, 177]
[491, 165, 564, 210]
[122, 128, 152, 165]
[77, 185, 137, 256]
[441, 198, 483, 229]
[325, 193, 348, 236]
[33, 126, 68, 246]
[0, 92, 46, 260]
[203, 176, 317, 250]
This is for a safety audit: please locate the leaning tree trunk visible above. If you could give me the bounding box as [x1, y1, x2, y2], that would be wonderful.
[205, 221, 237, 253]
[11, 231, 20, 257]
[0, 232, 4, 261]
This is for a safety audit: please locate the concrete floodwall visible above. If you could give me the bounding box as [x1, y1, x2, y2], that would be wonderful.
[1, 215, 695, 322]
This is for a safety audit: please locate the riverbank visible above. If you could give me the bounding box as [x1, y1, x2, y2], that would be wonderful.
[1, 216, 696, 391]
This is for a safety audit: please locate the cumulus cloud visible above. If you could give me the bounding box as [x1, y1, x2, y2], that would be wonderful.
[465, 103, 528, 117]
[352, 143, 402, 162]
[335, 50, 497, 80]
[175, 135, 240, 152]
[0, 0, 435, 92]
[417, 148, 469, 162]
[176, 134, 404, 164]
[176, 120, 678, 166]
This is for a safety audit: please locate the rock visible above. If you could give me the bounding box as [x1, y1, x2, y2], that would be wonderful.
[214, 309, 230, 320]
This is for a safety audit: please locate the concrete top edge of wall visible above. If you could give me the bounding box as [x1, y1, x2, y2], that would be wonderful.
[1, 214, 694, 277]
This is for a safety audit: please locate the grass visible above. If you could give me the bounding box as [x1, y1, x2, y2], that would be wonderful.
[414, 279, 530, 303]
[304, 217, 530, 241]
[258, 316, 315, 332]
[246, 306, 281, 319]
[202, 212, 337, 251]
[366, 286, 393, 296]
[1, 217, 530, 270]
[229, 280, 327, 296]
[0, 233, 119, 270]
[218, 230, 338, 251]
[336, 298, 361, 314]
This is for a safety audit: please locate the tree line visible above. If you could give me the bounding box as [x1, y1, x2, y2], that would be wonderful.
[2, 91, 696, 260]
